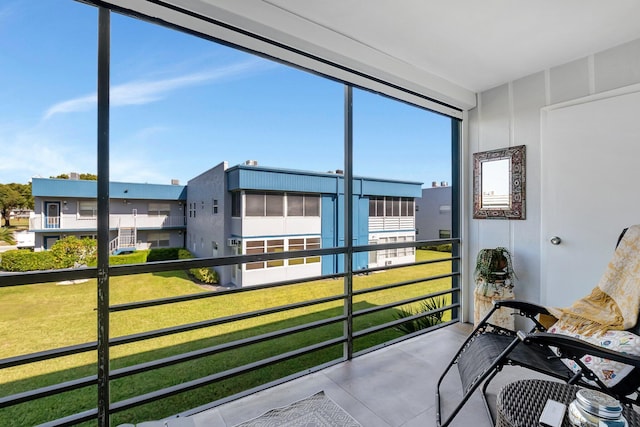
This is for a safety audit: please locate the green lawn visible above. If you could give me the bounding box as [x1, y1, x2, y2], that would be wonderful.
[0, 249, 455, 426]
[0, 217, 28, 231]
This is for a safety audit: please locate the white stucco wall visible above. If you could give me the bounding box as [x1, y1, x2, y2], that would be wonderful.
[466, 37, 640, 322]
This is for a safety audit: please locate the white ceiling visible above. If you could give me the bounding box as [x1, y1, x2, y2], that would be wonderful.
[214, 0, 640, 93]
[111, 0, 640, 109]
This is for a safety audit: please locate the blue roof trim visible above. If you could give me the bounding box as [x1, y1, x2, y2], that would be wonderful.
[226, 165, 422, 197]
[32, 178, 187, 200]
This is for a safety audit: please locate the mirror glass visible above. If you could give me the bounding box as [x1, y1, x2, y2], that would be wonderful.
[473, 145, 526, 219]
[481, 158, 510, 208]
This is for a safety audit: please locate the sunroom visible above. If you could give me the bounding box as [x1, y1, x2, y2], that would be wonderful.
[2, 1, 640, 426]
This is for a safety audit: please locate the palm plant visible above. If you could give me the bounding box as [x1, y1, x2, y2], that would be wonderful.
[0, 227, 16, 245]
[393, 296, 448, 334]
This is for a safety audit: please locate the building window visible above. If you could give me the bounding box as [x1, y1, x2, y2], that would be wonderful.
[266, 239, 284, 267]
[398, 236, 415, 256]
[212, 199, 218, 214]
[387, 236, 397, 258]
[369, 197, 413, 217]
[189, 202, 196, 218]
[385, 197, 395, 216]
[288, 238, 305, 265]
[148, 232, 170, 248]
[265, 194, 283, 216]
[148, 202, 170, 216]
[288, 194, 303, 216]
[287, 194, 320, 217]
[245, 238, 286, 270]
[246, 193, 263, 216]
[368, 240, 377, 264]
[246, 192, 284, 217]
[78, 201, 97, 218]
[439, 205, 451, 214]
[369, 197, 385, 217]
[439, 230, 451, 239]
[231, 192, 241, 217]
[305, 237, 321, 263]
[288, 237, 320, 265]
[246, 240, 265, 270]
[401, 198, 414, 216]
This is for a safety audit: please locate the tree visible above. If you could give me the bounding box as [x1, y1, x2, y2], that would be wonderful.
[50, 173, 97, 181]
[0, 183, 32, 227]
[0, 227, 16, 245]
[80, 173, 97, 181]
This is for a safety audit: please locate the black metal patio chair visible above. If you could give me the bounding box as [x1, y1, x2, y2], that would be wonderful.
[435, 227, 640, 427]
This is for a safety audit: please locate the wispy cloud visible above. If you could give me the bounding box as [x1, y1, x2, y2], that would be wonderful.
[43, 59, 270, 120]
[0, 127, 94, 183]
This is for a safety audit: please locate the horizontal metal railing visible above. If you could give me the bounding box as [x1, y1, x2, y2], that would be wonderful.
[29, 214, 186, 231]
[0, 239, 460, 426]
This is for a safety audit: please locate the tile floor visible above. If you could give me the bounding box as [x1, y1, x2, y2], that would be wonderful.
[144, 322, 558, 427]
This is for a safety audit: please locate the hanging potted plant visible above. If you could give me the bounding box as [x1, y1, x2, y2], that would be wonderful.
[474, 247, 516, 286]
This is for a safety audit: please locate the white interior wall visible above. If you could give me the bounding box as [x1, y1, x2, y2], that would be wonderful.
[466, 37, 640, 320]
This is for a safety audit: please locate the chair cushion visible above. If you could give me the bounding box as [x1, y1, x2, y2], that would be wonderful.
[548, 322, 640, 389]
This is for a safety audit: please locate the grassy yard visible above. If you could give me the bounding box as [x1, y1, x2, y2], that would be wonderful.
[0, 249, 455, 426]
[0, 217, 28, 231]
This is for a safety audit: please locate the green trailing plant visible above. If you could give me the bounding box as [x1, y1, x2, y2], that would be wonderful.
[473, 247, 517, 283]
[393, 296, 448, 334]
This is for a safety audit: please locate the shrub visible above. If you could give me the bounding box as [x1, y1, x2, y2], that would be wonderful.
[393, 296, 448, 334]
[177, 249, 193, 260]
[146, 247, 219, 285]
[0, 250, 58, 272]
[190, 266, 219, 284]
[50, 236, 97, 268]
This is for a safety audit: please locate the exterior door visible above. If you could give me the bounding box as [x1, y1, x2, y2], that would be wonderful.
[44, 235, 60, 249]
[541, 88, 640, 307]
[45, 202, 60, 229]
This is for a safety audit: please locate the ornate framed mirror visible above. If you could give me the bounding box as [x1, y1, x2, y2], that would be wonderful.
[473, 145, 526, 220]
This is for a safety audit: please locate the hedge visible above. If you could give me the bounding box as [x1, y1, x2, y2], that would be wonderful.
[107, 250, 149, 266]
[0, 250, 58, 272]
[421, 244, 452, 253]
[1, 244, 218, 285]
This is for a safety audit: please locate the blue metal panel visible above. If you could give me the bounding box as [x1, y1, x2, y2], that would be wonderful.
[321, 194, 338, 275]
[321, 194, 370, 274]
[228, 166, 341, 194]
[32, 178, 187, 200]
[354, 196, 369, 271]
[226, 165, 420, 197]
[361, 179, 422, 197]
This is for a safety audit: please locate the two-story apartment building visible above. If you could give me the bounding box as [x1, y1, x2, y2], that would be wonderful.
[187, 161, 422, 287]
[30, 177, 187, 252]
[30, 164, 422, 287]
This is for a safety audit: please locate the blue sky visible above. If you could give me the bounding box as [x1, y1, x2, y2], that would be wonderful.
[0, 0, 452, 188]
